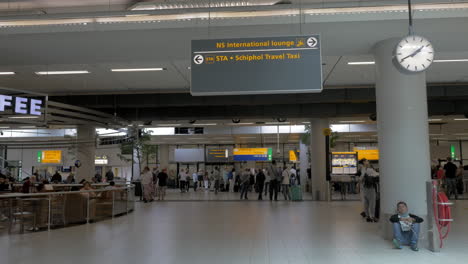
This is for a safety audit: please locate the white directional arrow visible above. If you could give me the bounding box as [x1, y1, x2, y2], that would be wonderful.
[193, 55, 204, 65]
[307, 37, 318, 48]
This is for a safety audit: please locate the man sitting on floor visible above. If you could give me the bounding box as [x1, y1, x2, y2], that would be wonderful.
[389, 201, 424, 251]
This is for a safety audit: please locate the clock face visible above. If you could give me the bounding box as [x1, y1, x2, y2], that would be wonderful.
[395, 35, 434, 72]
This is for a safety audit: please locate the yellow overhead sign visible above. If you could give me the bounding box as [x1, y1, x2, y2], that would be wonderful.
[233, 148, 269, 156]
[354, 149, 379, 161]
[289, 150, 299, 162]
[37, 150, 62, 164]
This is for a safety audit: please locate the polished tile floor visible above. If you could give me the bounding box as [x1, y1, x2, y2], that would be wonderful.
[2, 198, 468, 264]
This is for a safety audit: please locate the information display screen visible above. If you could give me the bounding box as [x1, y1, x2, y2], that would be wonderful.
[174, 148, 205, 162]
[206, 147, 231, 163]
[233, 148, 272, 161]
[191, 35, 322, 96]
[37, 150, 62, 164]
[331, 152, 358, 174]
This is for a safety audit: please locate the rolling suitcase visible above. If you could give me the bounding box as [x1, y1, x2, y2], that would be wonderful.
[290, 185, 303, 201]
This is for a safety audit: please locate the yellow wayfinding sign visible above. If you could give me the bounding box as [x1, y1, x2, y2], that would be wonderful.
[354, 149, 379, 160]
[37, 150, 62, 164]
[233, 148, 272, 161]
[289, 150, 299, 162]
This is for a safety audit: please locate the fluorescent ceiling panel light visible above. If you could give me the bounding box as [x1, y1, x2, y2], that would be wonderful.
[0, 126, 10, 128]
[111, 68, 165, 72]
[194, 123, 217, 126]
[338, 120, 366, 123]
[138, 124, 144, 127]
[304, 3, 468, 15]
[230, 123, 254, 125]
[19, 126, 36, 128]
[347, 61, 375, 65]
[0, 72, 15, 75]
[35, 70, 89, 75]
[428, 119, 442, 122]
[157, 124, 181, 126]
[434, 59, 468, 63]
[8, 116, 39, 119]
[265, 122, 290, 125]
[301, 121, 311, 124]
[130, 0, 281, 11]
[454, 119, 468, 121]
[429, 133, 444, 136]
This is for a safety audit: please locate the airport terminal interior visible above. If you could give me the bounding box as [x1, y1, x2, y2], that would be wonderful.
[1, 0, 468, 263]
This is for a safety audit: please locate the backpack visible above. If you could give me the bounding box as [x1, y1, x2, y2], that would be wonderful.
[363, 174, 376, 189]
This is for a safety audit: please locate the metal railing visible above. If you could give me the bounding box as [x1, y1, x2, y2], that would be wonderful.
[0, 184, 135, 235]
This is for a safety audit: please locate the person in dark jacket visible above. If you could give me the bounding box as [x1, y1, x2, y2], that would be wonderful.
[389, 201, 424, 251]
[255, 169, 266, 200]
[51, 171, 62, 183]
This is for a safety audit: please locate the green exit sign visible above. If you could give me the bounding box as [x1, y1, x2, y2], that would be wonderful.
[450, 145, 456, 159]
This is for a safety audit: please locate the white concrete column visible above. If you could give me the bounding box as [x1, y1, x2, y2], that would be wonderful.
[75, 125, 96, 182]
[159, 144, 170, 171]
[299, 142, 309, 190]
[374, 39, 431, 241]
[310, 119, 329, 201]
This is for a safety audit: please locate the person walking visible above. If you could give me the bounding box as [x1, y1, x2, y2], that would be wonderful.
[157, 169, 169, 201]
[212, 167, 221, 194]
[282, 167, 291, 200]
[141, 167, 154, 203]
[192, 170, 198, 192]
[264, 169, 271, 197]
[179, 169, 188, 193]
[256, 169, 266, 200]
[240, 168, 250, 200]
[360, 159, 379, 222]
[228, 168, 235, 193]
[198, 169, 204, 188]
[105, 168, 114, 182]
[267, 160, 281, 201]
[444, 157, 458, 199]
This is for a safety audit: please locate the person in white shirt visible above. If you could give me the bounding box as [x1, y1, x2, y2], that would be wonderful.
[264, 169, 271, 196]
[141, 167, 154, 203]
[179, 169, 188, 193]
[359, 159, 379, 222]
[282, 167, 291, 200]
[192, 171, 198, 192]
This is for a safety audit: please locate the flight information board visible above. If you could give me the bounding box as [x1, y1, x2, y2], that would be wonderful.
[233, 148, 272, 161]
[191, 35, 322, 96]
[206, 147, 231, 163]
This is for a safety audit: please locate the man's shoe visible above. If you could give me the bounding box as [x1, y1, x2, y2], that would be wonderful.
[392, 239, 402, 249]
[366, 217, 372, 222]
[410, 245, 419, 252]
[360, 212, 367, 218]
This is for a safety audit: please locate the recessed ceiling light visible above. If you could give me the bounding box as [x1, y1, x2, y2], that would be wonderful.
[35, 70, 90, 75]
[111, 68, 165, 72]
[0, 72, 15, 75]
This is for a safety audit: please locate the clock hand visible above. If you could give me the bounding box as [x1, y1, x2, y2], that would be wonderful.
[400, 46, 425, 62]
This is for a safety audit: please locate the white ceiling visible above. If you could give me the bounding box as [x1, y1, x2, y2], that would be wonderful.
[0, 1, 466, 94]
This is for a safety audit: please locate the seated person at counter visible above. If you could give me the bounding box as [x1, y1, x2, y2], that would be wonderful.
[21, 177, 31, 193]
[80, 181, 97, 198]
[389, 201, 424, 251]
[93, 173, 102, 183]
[51, 171, 63, 183]
[0, 176, 10, 191]
[66, 173, 75, 184]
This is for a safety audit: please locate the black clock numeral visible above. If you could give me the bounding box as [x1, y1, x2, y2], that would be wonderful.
[407, 65, 410, 69]
[422, 64, 426, 68]
[427, 59, 432, 62]
[415, 66, 418, 71]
